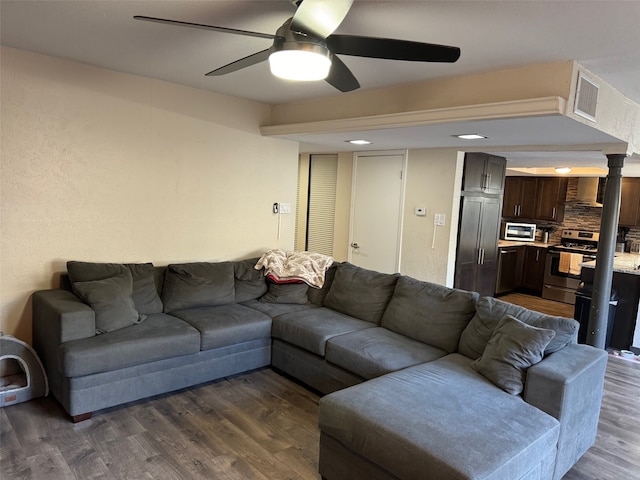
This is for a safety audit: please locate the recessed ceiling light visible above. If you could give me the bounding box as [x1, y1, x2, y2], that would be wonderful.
[347, 139, 372, 145]
[455, 134, 488, 140]
[555, 167, 572, 174]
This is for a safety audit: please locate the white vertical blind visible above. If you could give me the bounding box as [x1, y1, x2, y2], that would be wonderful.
[307, 154, 338, 256]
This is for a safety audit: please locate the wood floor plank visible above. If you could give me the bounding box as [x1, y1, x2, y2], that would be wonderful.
[1, 350, 637, 480]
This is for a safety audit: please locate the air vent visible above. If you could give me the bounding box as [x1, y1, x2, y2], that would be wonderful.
[574, 72, 598, 122]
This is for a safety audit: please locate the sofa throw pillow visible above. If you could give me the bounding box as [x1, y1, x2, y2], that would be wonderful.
[260, 282, 309, 304]
[162, 262, 235, 312]
[125, 263, 164, 314]
[323, 262, 399, 324]
[67, 261, 163, 315]
[307, 263, 338, 306]
[471, 315, 556, 395]
[234, 258, 268, 303]
[73, 270, 145, 334]
[381, 276, 479, 353]
[458, 296, 578, 360]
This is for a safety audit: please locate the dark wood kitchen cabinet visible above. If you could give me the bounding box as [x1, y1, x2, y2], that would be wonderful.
[521, 245, 547, 294]
[534, 177, 568, 222]
[502, 177, 538, 218]
[455, 195, 502, 296]
[618, 177, 640, 226]
[462, 152, 506, 195]
[496, 245, 524, 294]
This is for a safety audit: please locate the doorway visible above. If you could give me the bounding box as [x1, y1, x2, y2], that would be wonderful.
[349, 151, 407, 273]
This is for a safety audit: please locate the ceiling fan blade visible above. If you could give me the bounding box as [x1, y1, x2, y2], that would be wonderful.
[327, 34, 461, 63]
[291, 0, 354, 39]
[134, 16, 276, 40]
[205, 49, 271, 76]
[325, 55, 360, 92]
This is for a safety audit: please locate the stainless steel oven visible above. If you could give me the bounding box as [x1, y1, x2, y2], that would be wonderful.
[543, 250, 596, 304]
[542, 230, 599, 305]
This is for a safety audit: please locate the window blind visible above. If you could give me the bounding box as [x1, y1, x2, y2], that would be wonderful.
[306, 154, 338, 256]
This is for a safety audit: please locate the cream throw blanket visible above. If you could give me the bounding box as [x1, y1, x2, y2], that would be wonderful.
[255, 249, 334, 288]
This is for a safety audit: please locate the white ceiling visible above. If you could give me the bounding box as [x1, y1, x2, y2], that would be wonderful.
[2, 0, 640, 173]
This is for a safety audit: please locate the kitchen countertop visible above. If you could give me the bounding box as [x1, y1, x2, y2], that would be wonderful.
[580, 252, 640, 275]
[498, 240, 553, 248]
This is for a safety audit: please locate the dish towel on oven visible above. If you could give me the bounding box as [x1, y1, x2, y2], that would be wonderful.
[559, 252, 583, 276]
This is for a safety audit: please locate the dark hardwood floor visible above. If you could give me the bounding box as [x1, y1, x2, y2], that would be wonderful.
[498, 292, 575, 318]
[1, 293, 638, 480]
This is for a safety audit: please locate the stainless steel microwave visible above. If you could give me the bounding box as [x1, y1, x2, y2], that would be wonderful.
[502, 222, 536, 242]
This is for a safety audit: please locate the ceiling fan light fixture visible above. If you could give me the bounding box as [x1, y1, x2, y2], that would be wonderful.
[269, 44, 331, 81]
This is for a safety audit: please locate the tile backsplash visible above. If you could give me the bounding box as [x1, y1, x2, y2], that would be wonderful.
[519, 178, 640, 245]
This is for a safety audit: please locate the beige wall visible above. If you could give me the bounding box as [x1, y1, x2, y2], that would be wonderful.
[298, 148, 462, 284]
[400, 149, 462, 286]
[271, 61, 575, 125]
[0, 47, 299, 343]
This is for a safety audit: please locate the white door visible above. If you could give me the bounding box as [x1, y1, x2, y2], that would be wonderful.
[349, 152, 406, 273]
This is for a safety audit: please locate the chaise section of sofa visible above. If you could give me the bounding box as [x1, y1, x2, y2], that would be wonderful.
[319, 354, 561, 480]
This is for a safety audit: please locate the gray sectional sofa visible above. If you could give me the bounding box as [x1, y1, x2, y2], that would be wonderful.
[32, 258, 608, 480]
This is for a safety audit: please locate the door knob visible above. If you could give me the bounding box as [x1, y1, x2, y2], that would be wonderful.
[351, 242, 360, 249]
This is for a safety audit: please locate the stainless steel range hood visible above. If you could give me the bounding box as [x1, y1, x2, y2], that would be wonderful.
[567, 177, 604, 207]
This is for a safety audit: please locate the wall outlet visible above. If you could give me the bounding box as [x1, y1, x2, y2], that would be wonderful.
[434, 213, 446, 226]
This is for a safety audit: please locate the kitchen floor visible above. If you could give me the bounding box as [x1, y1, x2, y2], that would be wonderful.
[498, 292, 575, 318]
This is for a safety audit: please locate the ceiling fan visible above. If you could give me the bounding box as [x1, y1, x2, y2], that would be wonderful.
[134, 0, 460, 92]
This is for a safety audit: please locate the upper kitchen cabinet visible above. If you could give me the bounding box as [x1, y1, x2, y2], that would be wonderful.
[502, 177, 538, 218]
[619, 178, 640, 226]
[462, 153, 506, 194]
[535, 177, 568, 222]
[502, 176, 568, 222]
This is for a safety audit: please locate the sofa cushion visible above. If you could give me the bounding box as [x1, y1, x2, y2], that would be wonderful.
[240, 299, 317, 318]
[306, 263, 338, 306]
[126, 263, 164, 314]
[323, 263, 399, 324]
[67, 261, 163, 314]
[170, 303, 272, 351]
[234, 258, 268, 303]
[162, 262, 235, 312]
[459, 296, 579, 360]
[325, 327, 447, 380]
[472, 315, 556, 395]
[272, 307, 376, 356]
[381, 276, 479, 353]
[319, 354, 560, 480]
[260, 282, 309, 304]
[59, 313, 200, 377]
[73, 270, 144, 334]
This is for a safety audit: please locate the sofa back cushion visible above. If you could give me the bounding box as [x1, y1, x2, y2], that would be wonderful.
[67, 261, 163, 315]
[161, 262, 235, 312]
[307, 263, 338, 306]
[234, 258, 268, 302]
[458, 296, 579, 360]
[381, 276, 479, 353]
[73, 269, 145, 333]
[323, 263, 399, 324]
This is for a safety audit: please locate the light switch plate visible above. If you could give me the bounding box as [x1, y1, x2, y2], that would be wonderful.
[280, 203, 291, 214]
